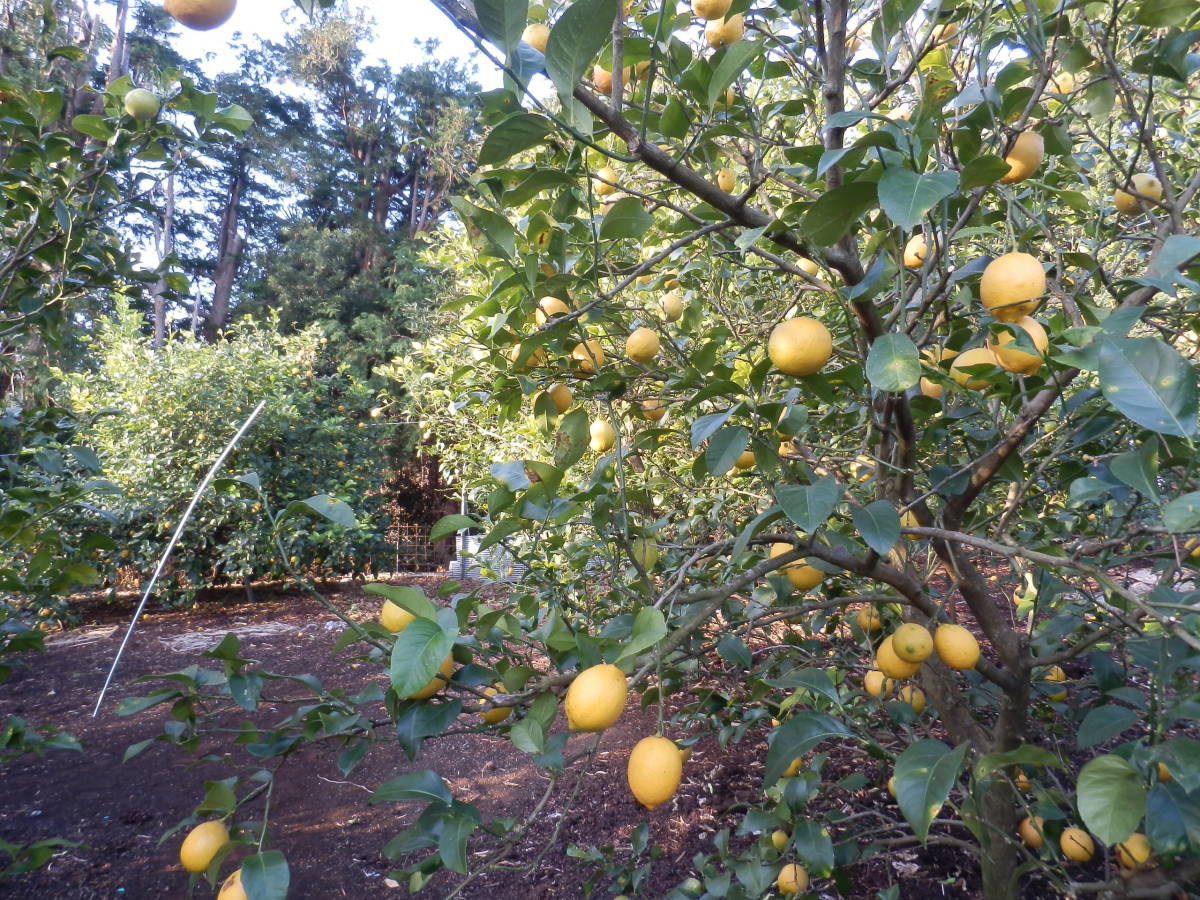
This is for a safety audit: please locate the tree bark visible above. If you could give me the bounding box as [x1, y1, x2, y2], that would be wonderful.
[151, 172, 175, 347]
[204, 154, 247, 340]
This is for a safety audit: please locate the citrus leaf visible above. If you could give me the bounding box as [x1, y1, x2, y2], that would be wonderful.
[369, 770, 454, 806]
[388, 619, 456, 698]
[894, 739, 969, 842]
[690, 409, 734, 447]
[429, 514, 479, 543]
[1146, 780, 1200, 854]
[705, 425, 750, 476]
[1134, 0, 1195, 26]
[1077, 754, 1147, 845]
[791, 820, 835, 877]
[438, 814, 476, 874]
[801, 181, 878, 246]
[853, 500, 901, 555]
[1098, 336, 1198, 437]
[545, 0, 620, 102]
[1109, 442, 1159, 502]
[600, 196, 654, 240]
[554, 407, 589, 470]
[241, 850, 289, 900]
[865, 333, 920, 392]
[959, 155, 1010, 190]
[776, 477, 843, 534]
[474, 0, 529, 52]
[764, 712, 852, 787]
[394, 700, 462, 761]
[1163, 491, 1200, 533]
[707, 41, 763, 107]
[877, 168, 959, 231]
[974, 744, 1063, 781]
[364, 584, 436, 620]
[615, 606, 666, 663]
[478, 112, 554, 166]
[1076, 705, 1138, 750]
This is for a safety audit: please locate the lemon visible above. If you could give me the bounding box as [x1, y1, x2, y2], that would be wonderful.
[639, 399, 668, 421]
[887, 775, 896, 798]
[768, 317, 833, 375]
[891, 623, 933, 663]
[545, 383, 572, 414]
[595, 165, 620, 195]
[571, 340, 605, 376]
[658, 291, 684, 321]
[716, 167, 736, 192]
[409, 654, 454, 700]
[179, 820, 229, 873]
[1018, 816, 1045, 848]
[626, 327, 661, 363]
[980, 252, 1045, 321]
[589, 420, 616, 452]
[521, 23, 550, 52]
[627, 735, 684, 810]
[1060, 827, 1094, 862]
[1000, 131, 1044, 184]
[898, 684, 925, 713]
[732, 449, 755, 470]
[863, 669, 893, 696]
[776, 862, 809, 895]
[1051, 70, 1077, 94]
[798, 257, 820, 277]
[217, 868, 247, 900]
[534, 296, 570, 325]
[692, 0, 731, 18]
[165, 0, 236, 30]
[856, 606, 883, 632]
[705, 13, 744, 47]
[988, 317, 1048, 375]
[631, 537, 659, 570]
[875, 636, 921, 679]
[1157, 762, 1172, 782]
[950, 346, 999, 389]
[768, 542, 825, 592]
[782, 757, 803, 777]
[380, 600, 416, 633]
[123, 88, 160, 121]
[565, 664, 628, 731]
[904, 234, 927, 268]
[933, 624, 980, 669]
[592, 66, 614, 94]
[771, 829, 789, 852]
[508, 344, 547, 371]
[480, 685, 511, 724]
[1115, 832, 1152, 869]
[930, 22, 958, 44]
[1115, 173, 1163, 215]
[1014, 770, 1031, 791]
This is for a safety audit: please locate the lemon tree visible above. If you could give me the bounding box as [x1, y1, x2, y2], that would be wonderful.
[127, 0, 1200, 897]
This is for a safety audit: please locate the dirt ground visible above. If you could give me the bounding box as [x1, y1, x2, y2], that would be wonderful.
[1, 577, 993, 899]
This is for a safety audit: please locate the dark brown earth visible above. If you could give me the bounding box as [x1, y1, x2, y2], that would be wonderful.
[0, 575, 1065, 899]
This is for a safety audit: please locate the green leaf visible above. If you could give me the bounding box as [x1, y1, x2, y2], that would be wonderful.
[394, 700, 462, 760]
[775, 477, 843, 534]
[894, 739, 968, 842]
[974, 744, 1063, 781]
[705, 425, 750, 477]
[388, 619, 456, 698]
[429, 515, 478, 543]
[1076, 705, 1138, 750]
[877, 168, 959, 231]
[437, 814, 476, 874]
[690, 410, 734, 447]
[475, 0, 530, 52]
[509, 716, 546, 754]
[545, 0, 620, 102]
[958, 155, 1011, 190]
[600, 197, 654, 240]
[790, 820, 835, 877]
[764, 712, 852, 787]
[449, 198, 516, 260]
[70, 114, 113, 142]
[280, 494, 356, 527]
[615, 606, 667, 663]
[1163, 491, 1200, 533]
[1134, 0, 1195, 26]
[865, 333, 920, 392]
[1109, 443, 1160, 502]
[369, 770, 454, 806]
[717, 633, 752, 669]
[1149, 234, 1200, 282]
[241, 850, 289, 900]
[214, 104, 254, 132]
[553, 407, 590, 470]
[801, 181, 878, 246]
[1098, 337, 1198, 437]
[707, 42, 763, 108]
[62, 563, 101, 586]
[853, 500, 901, 556]
[364, 583, 437, 620]
[1077, 754, 1148, 845]
[1159, 738, 1200, 793]
[1146, 780, 1200, 853]
[478, 112, 554, 166]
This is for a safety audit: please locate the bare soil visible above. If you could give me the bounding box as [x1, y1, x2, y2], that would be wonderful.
[0, 576, 1034, 899]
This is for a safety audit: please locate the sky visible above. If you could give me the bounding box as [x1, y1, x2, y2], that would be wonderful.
[158, 0, 503, 87]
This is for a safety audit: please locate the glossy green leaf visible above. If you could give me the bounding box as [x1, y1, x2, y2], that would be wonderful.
[1098, 337, 1197, 437]
[600, 196, 654, 240]
[1077, 754, 1147, 845]
[853, 500, 901, 556]
[242, 850, 290, 900]
[478, 113, 554, 166]
[764, 712, 852, 787]
[429, 515, 479, 543]
[475, 0, 530, 52]
[877, 168, 959, 231]
[865, 333, 920, 392]
[388, 619, 456, 698]
[615, 606, 667, 663]
[369, 769, 454, 806]
[894, 739, 968, 842]
[545, 0, 620, 101]
[705, 425, 750, 476]
[801, 181, 878, 246]
[776, 477, 843, 534]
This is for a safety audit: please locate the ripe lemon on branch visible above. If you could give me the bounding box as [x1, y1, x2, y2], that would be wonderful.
[565, 664, 628, 731]
[933, 624, 980, 669]
[768, 317, 833, 375]
[179, 820, 228, 873]
[627, 735, 683, 810]
[164, 0, 235, 30]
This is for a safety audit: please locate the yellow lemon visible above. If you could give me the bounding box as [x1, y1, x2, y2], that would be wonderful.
[1115, 173, 1163, 215]
[592, 66, 614, 95]
[891, 623, 934, 663]
[631, 537, 659, 570]
[165, 0, 236, 30]
[980, 252, 1045, 321]
[1000, 132, 1044, 184]
[705, 13, 744, 47]
[1115, 833, 1152, 869]
[589, 420, 616, 452]
[768, 317, 833, 375]
[508, 344, 547, 371]
[769, 542, 825, 592]
[565, 664, 628, 731]
[717, 167, 736, 192]
[595, 165, 620, 195]
[691, 0, 731, 18]
[950, 346, 1000, 389]
[1060, 827, 1094, 862]
[571, 340, 605, 375]
[626, 327, 661, 363]
[898, 684, 926, 713]
[876, 636, 921, 679]
[480, 684, 511, 724]
[771, 829, 789, 851]
[933, 624, 980, 669]
[639, 399, 668, 421]
[904, 234, 928, 268]
[1019, 816, 1045, 849]
[535, 296, 570, 325]
[988, 316, 1048, 375]
[217, 868, 248, 900]
[857, 606, 883, 632]
[380, 600, 417, 633]
[545, 383, 572, 414]
[887, 775, 897, 798]
[179, 820, 229, 873]
[627, 735, 684, 810]
[782, 757, 803, 777]
[521, 22, 550, 53]
[1158, 762, 1172, 782]
[798, 257, 819, 277]
[409, 654, 454, 700]
[732, 449, 755, 470]
[658, 291, 684, 321]
[863, 669, 893, 697]
[776, 862, 809, 895]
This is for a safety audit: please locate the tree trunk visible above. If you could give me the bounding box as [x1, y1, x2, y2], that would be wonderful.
[151, 172, 176, 347]
[204, 154, 247, 340]
[90, 0, 130, 115]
